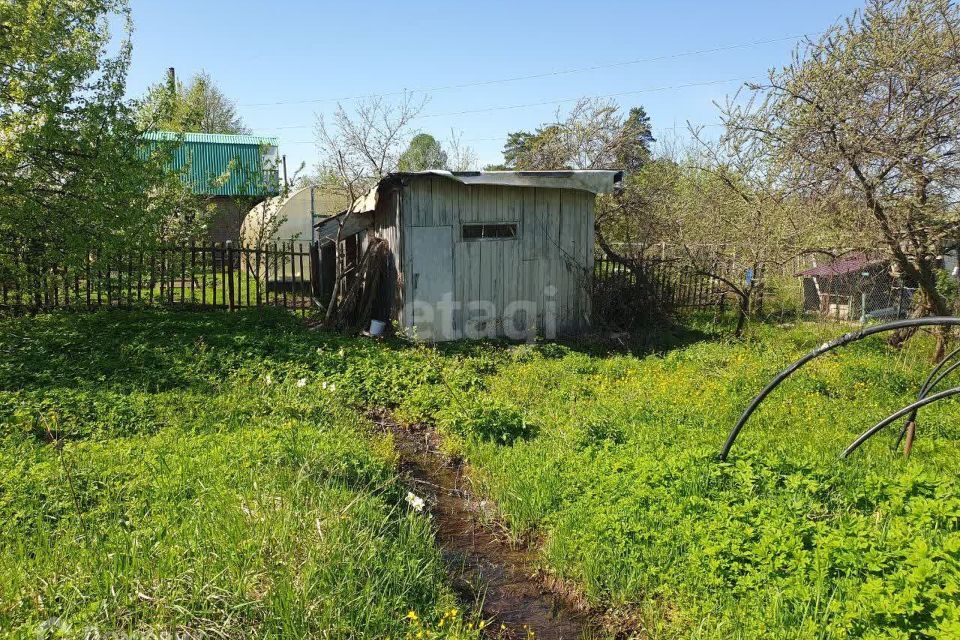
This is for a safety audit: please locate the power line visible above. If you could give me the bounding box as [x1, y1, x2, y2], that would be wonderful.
[277, 124, 726, 146]
[278, 136, 502, 145]
[417, 77, 756, 118]
[256, 76, 756, 135]
[237, 32, 813, 108]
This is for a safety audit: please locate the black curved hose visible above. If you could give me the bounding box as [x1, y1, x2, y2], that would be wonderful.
[893, 347, 960, 451]
[719, 317, 960, 461]
[919, 345, 960, 395]
[923, 358, 960, 402]
[842, 386, 960, 458]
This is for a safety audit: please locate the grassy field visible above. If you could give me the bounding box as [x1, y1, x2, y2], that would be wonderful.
[2, 310, 959, 638]
[423, 327, 960, 639]
[0, 311, 475, 639]
[345, 318, 960, 639]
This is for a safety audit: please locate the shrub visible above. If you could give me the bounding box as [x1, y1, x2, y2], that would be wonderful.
[436, 397, 534, 445]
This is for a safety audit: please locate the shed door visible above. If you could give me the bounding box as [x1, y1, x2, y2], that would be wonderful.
[407, 226, 454, 340]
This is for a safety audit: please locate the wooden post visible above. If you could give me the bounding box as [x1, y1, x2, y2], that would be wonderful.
[263, 243, 270, 306]
[180, 245, 186, 304]
[211, 242, 218, 307]
[244, 246, 251, 307]
[189, 242, 196, 305]
[159, 246, 165, 303]
[137, 250, 144, 303]
[227, 241, 235, 311]
[105, 253, 112, 307]
[62, 264, 69, 307]
[280, 242, 293, 307]
[86, 255, 92, 307]
[309, 241, 321, 302]
[201, 244, 207, 306]
[255, 245, 262, 308]
[220, 241, 228, 307]
[127, 252, 134, 309]
[298, 242, 306, 316]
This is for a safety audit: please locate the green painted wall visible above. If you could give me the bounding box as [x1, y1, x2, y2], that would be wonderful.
[141, 131, 280, 197]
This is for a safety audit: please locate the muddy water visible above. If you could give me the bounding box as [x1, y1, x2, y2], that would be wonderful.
[377, 414, 602, 640]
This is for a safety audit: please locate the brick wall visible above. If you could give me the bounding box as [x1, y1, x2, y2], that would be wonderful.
[207, 197, 260, 244]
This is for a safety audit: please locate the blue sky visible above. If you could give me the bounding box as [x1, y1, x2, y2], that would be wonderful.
[124, 0, 864, 173]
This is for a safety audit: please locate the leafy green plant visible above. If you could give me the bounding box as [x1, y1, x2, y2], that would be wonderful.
[937, 268, 959, 313]
[436, 397, 534, 445]
[0, 310, 478, 638]
[4, 308, 960, 639]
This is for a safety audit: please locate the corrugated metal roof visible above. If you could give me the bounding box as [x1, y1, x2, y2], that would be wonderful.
[315, 210, 374, 243]
[141, 131, 278, 146]
[350, 169, 623, 214]
[142, 131, 279, 197]
[797, 253, 885, 278]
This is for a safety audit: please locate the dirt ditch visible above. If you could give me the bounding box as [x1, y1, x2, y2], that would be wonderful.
[370, 411, 605, 640]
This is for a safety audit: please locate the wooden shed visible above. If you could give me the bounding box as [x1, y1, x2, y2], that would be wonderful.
[315, 170, 621, 341]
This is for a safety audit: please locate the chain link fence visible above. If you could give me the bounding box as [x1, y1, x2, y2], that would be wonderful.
[796, 254, 916, 323]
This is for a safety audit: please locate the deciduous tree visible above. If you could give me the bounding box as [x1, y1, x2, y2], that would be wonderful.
[135, 70, 250, 135]
[0, 0, 201, 270]
[727, 0, 960, 354]
[314, 94, 425, 320]
[494, 98, 654, 170]
[398, 133, 448, 172]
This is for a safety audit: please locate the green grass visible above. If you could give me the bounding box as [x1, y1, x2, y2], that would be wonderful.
[0, 310, 475, 639]
[335, 317, 960, 639]
[4, 310, 960, 639]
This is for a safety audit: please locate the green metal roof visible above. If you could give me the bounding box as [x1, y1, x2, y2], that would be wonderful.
[142, 131, 279, 197]
[141, 131, 278, 146]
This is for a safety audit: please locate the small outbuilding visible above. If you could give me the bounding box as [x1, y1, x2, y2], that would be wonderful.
[240, 185, 349, 287]
[315, 170, 621, 341]
[142, 131, 280, 243]
[797, 252, 912, 320]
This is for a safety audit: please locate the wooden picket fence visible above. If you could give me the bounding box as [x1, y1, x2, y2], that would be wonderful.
[2, 243, 730, 325]
[594, 256, 724, 312]
[0, 241, 323, 315]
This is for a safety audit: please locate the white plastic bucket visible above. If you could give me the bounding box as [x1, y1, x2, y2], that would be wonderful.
[369, 319, 387, 336]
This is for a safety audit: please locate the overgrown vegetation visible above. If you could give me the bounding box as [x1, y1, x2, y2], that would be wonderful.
[4, 0, 960, 636]
[726, 0, 960, 354]
[0, 311, 478, 638]
[5, 310, 956, 638]
[493, 0, 960, 342]
[372, 320, 960, 638]
[0, 1, 208, 266]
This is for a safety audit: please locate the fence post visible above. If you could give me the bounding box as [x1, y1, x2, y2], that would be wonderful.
[309, 241, 321, 303]
[255, 245, 262, 308]
[226, 241, 235, 311]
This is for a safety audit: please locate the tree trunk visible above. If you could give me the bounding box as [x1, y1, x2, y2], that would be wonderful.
[734, 285, 753, 338]
[324, 216, 349, 326]
[888, 254, 951, 360]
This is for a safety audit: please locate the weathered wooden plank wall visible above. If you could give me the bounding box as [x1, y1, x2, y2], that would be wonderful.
[400, 175, 594, 340]
[368, 187, 404, 325]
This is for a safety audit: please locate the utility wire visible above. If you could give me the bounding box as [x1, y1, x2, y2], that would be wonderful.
[238, 32, 815, 108]
[256, 77, 755, 135]
[278, 124, 726, 145]
[279, 123, 726, 145]
[418, 77, 756, 118]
